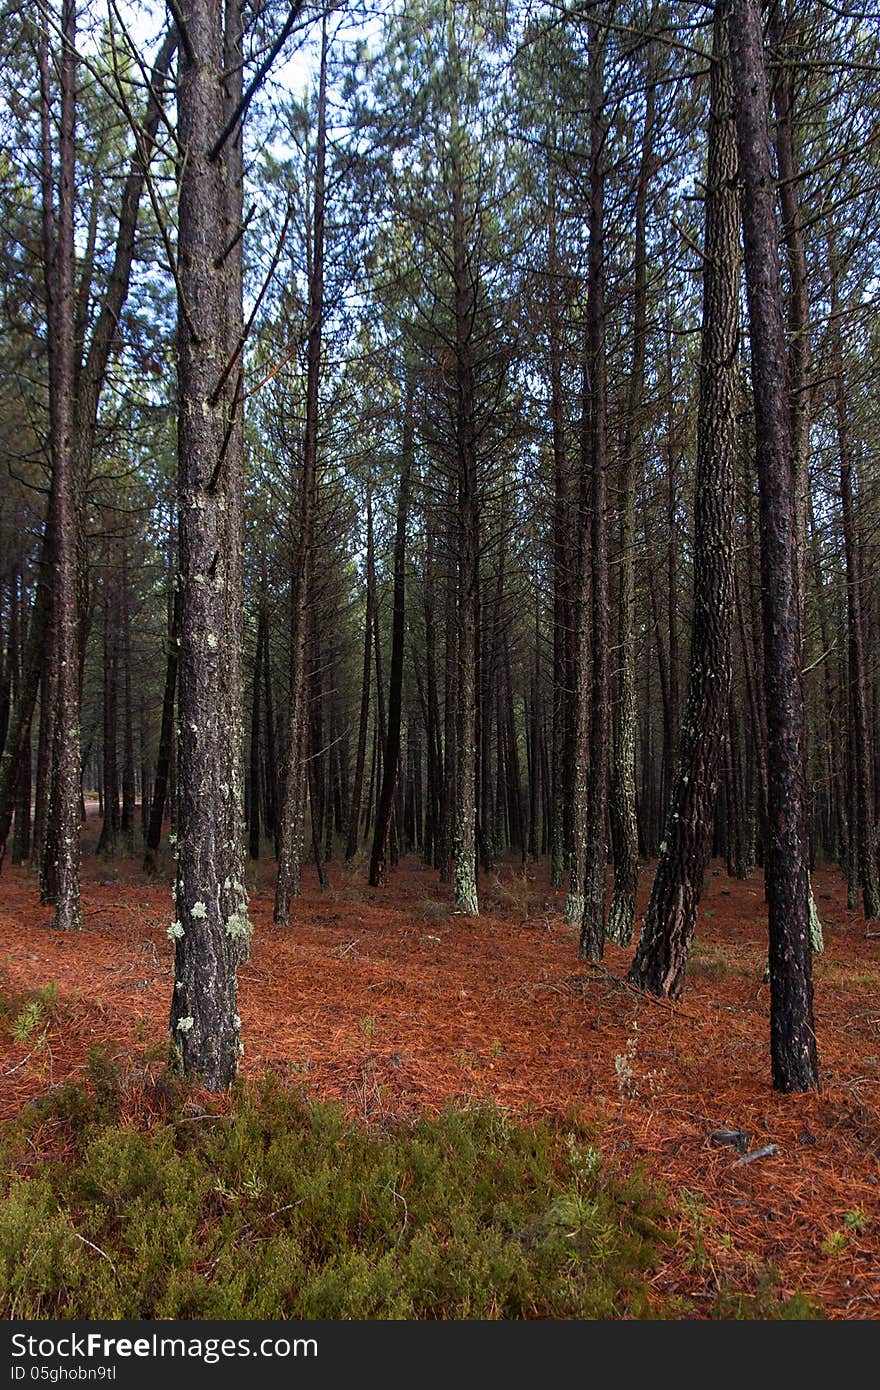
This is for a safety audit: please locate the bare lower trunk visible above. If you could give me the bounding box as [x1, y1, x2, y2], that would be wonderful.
[345, 489, 374, 862]
[369, 386, 413, 887]
[728, 0, 818, 1092]
[144, 590, 179, 876]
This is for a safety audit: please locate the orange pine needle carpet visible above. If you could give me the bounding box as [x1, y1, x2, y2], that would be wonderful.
[2, 835, 878, 1319]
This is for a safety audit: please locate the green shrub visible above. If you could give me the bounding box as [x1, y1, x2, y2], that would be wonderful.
[0, 1067, 673, 1319]
[712, 1269, 823, 1320]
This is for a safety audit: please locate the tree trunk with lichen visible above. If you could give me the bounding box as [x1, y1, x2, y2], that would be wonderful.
[451, 156, 480, 918]
[608, 66, 655, 947]
[169, 0, 250, 1089]
[38, 0, 81, 931]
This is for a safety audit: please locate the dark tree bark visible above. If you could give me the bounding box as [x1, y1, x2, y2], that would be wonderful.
[563, 328, 592, 926]
[439, 465, 458, 886]
[628, 4, 739, 997]
[807, 499, 846, 870]
[0, 29, 176, 872]
[12, 737, 31, 866]
[831, 252, 879, 919]
[39, 0, 82, 930]
[248, 603, 264, 860]
[369, 384, 413, 886]
[345, 487, 375, 862]
[608, 66, 655, 947]
[0, 582, 11, 758]
[0, 572, 49, 869]
[139, 691, 150, 844]
[259, 560, 278, 851]
[95, 580, 120, 856]
[728, 0, 819, 1092]
[421, 513, 442, 867]
[33, 660, 54, 892]
[144, 589, 179, 876]
[451, 159, 480, 917]
[10, 575, 32, 867]
[769, 2, 811, 608]
[169, 0, 252, 1087]
[120, 547, 136, 850]
[547, 152, 572, 892]
[769, 3, 824, 950]
[579, 18, 611, 963]
[275, 15, 328, 925]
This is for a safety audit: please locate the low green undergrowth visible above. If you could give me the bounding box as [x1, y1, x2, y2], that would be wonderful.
[712, 1274, 823, 1320]
[1, 981, 60, 1045]
[0, 1051, 671, 1319]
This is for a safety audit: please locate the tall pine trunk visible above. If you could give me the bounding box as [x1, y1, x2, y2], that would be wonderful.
[275, 17, 328, 924]
[608, 67, 655, 946]
[144, 589, 179, 875]
[369, 384, 413, 886]
[579, 18, 611, 962]
[451, 161, 479, 917]
[628, 4, 739, 997]
[169, 0, 251, 1087]
[728, 0, 819, 1092]
[831, 251, 879, 919]
[39, 0, 81, 930]
[345, 488, 374, 861]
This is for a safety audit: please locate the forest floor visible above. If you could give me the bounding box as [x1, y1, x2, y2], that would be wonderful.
[1, 815, 879, 1319]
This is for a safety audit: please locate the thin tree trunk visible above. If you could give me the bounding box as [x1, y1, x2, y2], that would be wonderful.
[547, 150, 571, 891]
[831, 251, 879, 919]
[144, 590, 179, 876]
[275, 16, 328, 924]
[120, 546, 135, 850]
[629, 4, 739, 996]
[451, 157, 479, 917]
[608, 67, 655, 946]
[39, 0, 81, 930]
[439, 470, 458, 885]
[248, 606, 263, 860]
[96, 578, 119, 856]
[728, 0, 818, 1092]
[369, 384, 413, 886]
[579, 19, 611, 962]
[345, 487, 374, 861]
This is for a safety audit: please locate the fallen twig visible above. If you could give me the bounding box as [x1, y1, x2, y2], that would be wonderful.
[2, 1024, 50, 1076]
[579, 963, 699, 1020]
[732, 1143, 779, 1169]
